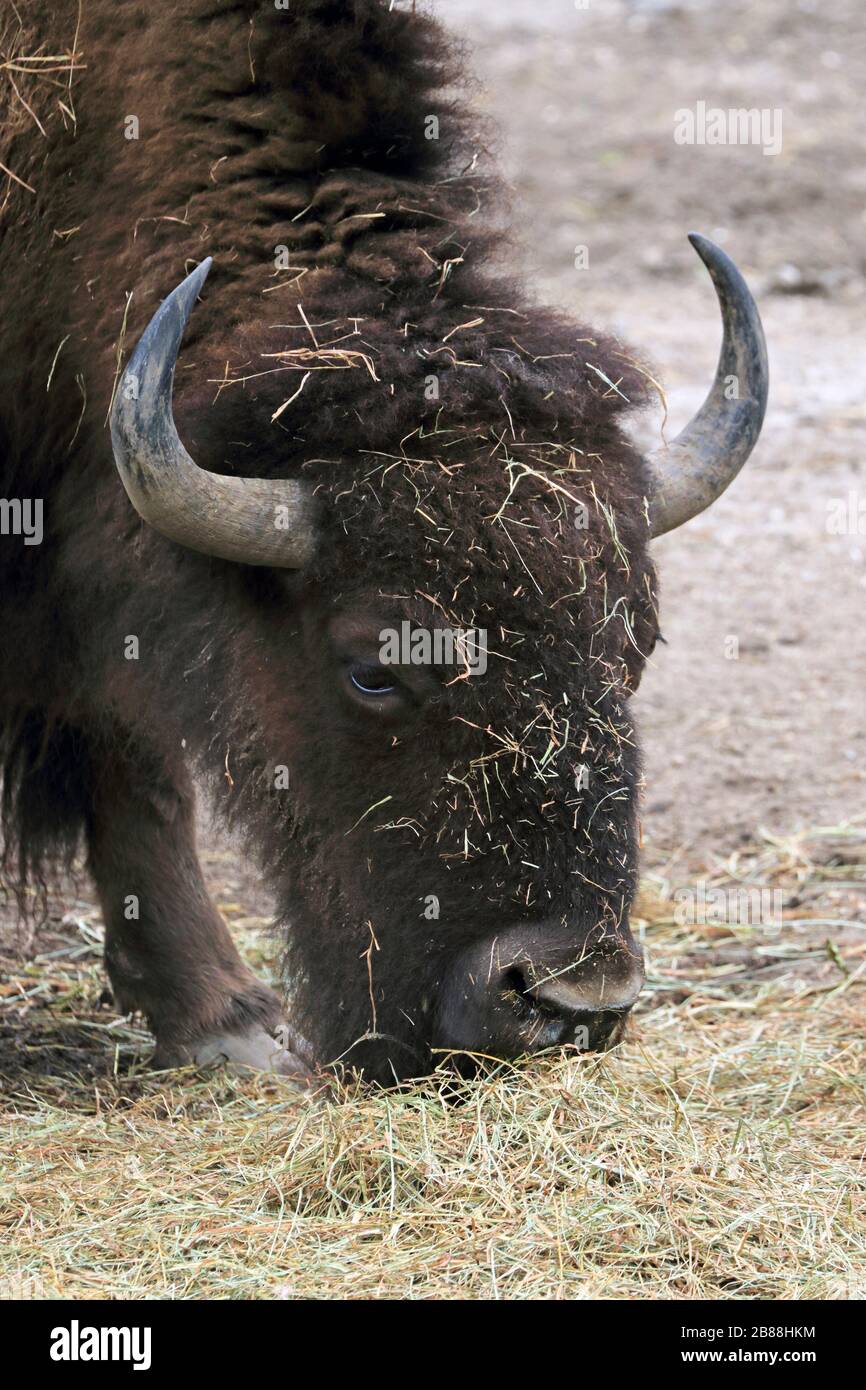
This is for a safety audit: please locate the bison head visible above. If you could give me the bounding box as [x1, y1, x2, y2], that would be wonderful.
[110, 235, 766, 1082]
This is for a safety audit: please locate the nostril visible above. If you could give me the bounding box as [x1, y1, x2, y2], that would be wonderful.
[497, 973, 592, 1039]
[498, 966, 576, 1050]
[499, 965, 623, 1052]
[501, 967, 582, 1024]
[501, 967, 534, 1016]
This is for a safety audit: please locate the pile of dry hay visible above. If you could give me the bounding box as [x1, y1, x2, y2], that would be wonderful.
[1, 824, 863, 1300]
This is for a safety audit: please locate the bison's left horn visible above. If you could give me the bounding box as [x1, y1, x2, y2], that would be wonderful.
[646, 233, 768, 538]
[110, 258, 316, 567]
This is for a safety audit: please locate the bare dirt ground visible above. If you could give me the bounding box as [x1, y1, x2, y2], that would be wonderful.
[444, 0, 866, 864]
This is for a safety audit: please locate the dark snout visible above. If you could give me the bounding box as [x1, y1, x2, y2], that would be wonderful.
[436, 922, 644, 1064]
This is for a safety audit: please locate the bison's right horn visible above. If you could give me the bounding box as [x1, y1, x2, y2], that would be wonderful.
[645, 233, 768, 538]
[110, 258, 316, 568]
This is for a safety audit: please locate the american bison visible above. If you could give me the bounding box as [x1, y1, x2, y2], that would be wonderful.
[0, 0, 766, 1082]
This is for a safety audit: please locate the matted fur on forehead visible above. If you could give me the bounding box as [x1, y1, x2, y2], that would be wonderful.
[299, 431, 660, 710]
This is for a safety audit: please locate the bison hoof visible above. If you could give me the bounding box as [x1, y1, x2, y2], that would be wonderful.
[156, 1024, 311, 1082]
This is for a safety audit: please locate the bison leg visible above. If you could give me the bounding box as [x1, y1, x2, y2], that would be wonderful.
[85, 745, 307, 1078]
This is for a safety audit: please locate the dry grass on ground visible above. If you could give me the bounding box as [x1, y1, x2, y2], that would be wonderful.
[1, 825, 864, 1300]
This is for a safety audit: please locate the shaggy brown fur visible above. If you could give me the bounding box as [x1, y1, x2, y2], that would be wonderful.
[0, 0, 658, 1079]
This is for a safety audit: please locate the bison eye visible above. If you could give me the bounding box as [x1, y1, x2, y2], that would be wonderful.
[348, 663, 396, 696]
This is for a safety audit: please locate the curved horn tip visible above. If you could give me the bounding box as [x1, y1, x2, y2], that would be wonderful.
[184, 254, 213, 294]
[686, 231, 749, 290]
[645, 232, 768, 539]
[168, 256, 213, 322]
[117, 256, 215, 404]
[687, 229, 712, 256]
[111, 255, 316, 570]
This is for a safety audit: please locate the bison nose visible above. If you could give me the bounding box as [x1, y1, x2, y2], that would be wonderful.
[436, 924, 645, 1064]
[505, 966, 641, 1052]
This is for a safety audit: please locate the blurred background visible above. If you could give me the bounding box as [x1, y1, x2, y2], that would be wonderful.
[436, 0, 866, 866]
